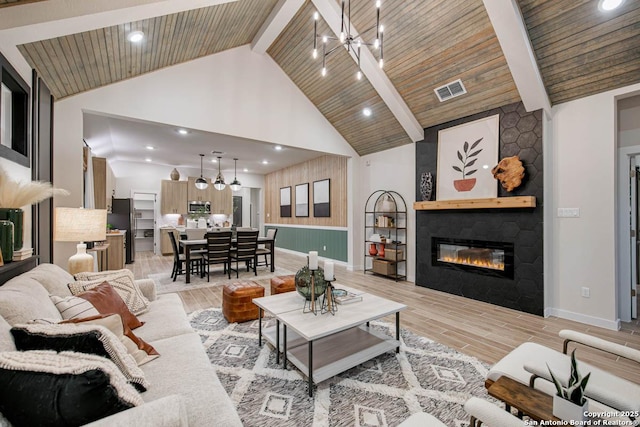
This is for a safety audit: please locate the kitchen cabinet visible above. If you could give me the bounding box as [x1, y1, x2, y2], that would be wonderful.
[187, 177, 215, 203]
[106, 232, 125, 270]
[161, 180, 187, 214]
[92, 157, 106, 209]
[211, 186, 232, 215]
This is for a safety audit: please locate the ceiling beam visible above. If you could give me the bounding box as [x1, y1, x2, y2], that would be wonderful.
[483, 0, 551, 115]
[252, 0, 305, 54]
[311, 0, 423, 142]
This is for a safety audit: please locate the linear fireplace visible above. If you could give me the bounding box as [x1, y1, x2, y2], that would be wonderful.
[432, 237, 514, 279]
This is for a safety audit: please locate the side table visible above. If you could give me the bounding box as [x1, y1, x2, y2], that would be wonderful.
[487, 375, 560, 422]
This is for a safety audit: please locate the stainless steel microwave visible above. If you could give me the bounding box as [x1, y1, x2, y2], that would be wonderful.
[188, 201, 211, 214]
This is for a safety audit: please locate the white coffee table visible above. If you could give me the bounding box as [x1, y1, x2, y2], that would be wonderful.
[253, 287, 406, 396]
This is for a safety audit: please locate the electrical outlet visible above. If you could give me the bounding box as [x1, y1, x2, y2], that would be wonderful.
[558, 208, 580, 218]
[323, 245, 326, 251]
[581, 287, 590, 298]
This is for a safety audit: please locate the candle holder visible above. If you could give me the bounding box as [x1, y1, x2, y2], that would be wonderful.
[321, 280, 337, 315]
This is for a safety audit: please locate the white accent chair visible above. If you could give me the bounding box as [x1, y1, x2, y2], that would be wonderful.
[486, 330, 640, 418]
[464, 397, 526, 427]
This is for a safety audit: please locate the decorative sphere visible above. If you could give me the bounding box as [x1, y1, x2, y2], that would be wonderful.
[295, 265, 327, 301]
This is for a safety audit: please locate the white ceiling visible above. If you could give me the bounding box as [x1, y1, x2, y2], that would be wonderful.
[83, 111, 329, 175]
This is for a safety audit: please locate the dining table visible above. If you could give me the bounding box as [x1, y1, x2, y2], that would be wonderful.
[179, 236, 276, 283]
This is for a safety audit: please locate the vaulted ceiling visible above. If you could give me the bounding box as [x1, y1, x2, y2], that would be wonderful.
[4, 0, 640, 157]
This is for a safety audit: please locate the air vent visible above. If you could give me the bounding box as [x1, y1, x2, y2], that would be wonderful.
[434, 79, 467, 102]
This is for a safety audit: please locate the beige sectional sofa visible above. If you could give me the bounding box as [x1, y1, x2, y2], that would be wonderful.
[0, 263, 243, 427]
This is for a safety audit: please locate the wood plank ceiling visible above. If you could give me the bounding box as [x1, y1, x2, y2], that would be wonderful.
[17, 0, 279, 99]
[11, 0, 640, 156]
[518, 0, 640, 105]
[267, 1, 411, 155]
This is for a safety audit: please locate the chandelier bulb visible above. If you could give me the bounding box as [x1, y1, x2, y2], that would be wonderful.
[313, 11, 319, 20]
[379, 58, 384, 68]
[321, 67, 327, 77]
[379, 24, 384, 33]
[374, 38, 379, 49]
[312, 48, 318, 59]
[376, 0, 381, 8]
[340, 32, 345, 43]
[356, 70, 362, 80]
[322, 35, 328, 44]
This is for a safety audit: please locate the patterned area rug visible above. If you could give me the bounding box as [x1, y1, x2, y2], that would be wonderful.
[148, 266, 294, 295]
[189, 308, 492, 427]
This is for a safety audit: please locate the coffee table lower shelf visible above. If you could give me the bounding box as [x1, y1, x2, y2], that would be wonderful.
[262, 324, 399, 384]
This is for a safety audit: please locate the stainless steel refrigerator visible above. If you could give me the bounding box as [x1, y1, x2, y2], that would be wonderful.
[108, 198, 135, 264]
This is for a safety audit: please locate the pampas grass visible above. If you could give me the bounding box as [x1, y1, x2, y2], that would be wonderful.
[0, 166, 69, 208]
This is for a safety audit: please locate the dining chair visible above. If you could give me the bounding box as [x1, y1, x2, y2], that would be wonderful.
[168, 230, 202, 282]
[256, 228, 277, 269]
[203, 231, 232, 281]
[230, 230, 259, 278]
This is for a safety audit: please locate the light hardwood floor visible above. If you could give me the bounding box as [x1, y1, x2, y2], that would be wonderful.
[131, 250, 640, 384]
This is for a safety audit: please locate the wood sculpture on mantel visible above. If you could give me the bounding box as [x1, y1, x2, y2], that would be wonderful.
[491, 156, 525, 192]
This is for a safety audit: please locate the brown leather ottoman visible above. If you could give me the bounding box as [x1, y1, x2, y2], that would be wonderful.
[270, 275, 296, 295]
[222, 281, 264, 323]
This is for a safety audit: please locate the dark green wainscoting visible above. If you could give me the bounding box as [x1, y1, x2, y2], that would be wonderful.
[265, 226, 347, 262]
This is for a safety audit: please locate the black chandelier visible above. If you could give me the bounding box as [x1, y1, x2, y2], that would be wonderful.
[312, 0, 384, 80]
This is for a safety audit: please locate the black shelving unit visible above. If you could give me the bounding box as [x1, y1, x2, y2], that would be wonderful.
[364, 190, 407, 281]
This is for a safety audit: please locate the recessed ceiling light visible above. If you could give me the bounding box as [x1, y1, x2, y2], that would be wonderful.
[274, 145, 282, 151]
[598, 0, 624, 11]
[145, 158, 152, 162]
[243, 168, 249, 172]
[262, 160, 269, 165]
[177, 128, 189, 135]
[127, 31, 144, 43]
[211, 158, 217, 163]
[145, 145, 155, 150]
[363, 108, 372, 117]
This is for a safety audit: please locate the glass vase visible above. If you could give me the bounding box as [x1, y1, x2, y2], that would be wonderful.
[0, 208, 23, 250]
[0, 220, 14, 262]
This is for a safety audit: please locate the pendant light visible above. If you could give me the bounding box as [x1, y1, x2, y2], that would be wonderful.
[213, 156, 226, 191]
[229, 158, 242, 191]
[195, 154, 208, 190]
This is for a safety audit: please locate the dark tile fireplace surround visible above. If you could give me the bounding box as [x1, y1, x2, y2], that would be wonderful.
[416, 102, 544, 315]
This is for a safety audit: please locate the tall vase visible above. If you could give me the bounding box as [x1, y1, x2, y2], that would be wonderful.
[0, 220, 14, 262]
[0, 208, 23, 250]
[170, 168, 180, 181]
[378, 243, 385, 258]
[369, 243, 378, 256]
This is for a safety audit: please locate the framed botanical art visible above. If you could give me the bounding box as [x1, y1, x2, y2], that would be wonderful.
[436, 114, 499, 201]
[313, 179, 330, 217]
[295, 183, 309, 217]
[280, 186, 291, 218]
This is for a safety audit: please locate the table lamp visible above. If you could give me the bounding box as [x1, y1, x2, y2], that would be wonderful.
[54, 207, 107, 275]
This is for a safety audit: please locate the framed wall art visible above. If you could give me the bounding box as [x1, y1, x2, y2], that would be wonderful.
[313, 179, 330, 217]
[280, 186, 291, 218]
[436, 114, 499, 201]
[295, 183, 309, 217]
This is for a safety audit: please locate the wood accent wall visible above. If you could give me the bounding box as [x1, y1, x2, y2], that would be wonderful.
[264, 155, 347, 228]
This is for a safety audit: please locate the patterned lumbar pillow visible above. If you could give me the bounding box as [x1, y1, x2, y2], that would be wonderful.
[70, 270, 149, 315]
[0, 350, 142, 427]
[11, 322, 149, 391]
[50, 295, 100, 320]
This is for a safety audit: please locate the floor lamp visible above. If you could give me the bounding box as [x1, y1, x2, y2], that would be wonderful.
[54, 207, 107, 275]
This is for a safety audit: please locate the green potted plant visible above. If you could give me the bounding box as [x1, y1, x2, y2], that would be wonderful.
[548, 350, 591, 421]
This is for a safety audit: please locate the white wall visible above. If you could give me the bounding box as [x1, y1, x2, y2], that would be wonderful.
[356, 144, 416, 282]
[547, 82, 640, 330]
[53, 44, 356, 267]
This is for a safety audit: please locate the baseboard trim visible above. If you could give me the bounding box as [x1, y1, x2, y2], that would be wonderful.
[545, 308, 621, 331]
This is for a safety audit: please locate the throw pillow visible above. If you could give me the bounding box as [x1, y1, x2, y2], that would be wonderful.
[72, 270, 150, 315]
[74, 281, 144, 330]
[0, 350, 142, 427]
[62, 314, 159, 366]
[50, 294, 100, 320]
[11, 322, 149, 391]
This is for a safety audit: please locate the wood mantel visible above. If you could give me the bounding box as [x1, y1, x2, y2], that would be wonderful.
[413, 196, 536, 211]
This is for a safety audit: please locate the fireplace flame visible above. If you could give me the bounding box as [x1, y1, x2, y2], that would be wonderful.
[439, 255, 505, 271]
